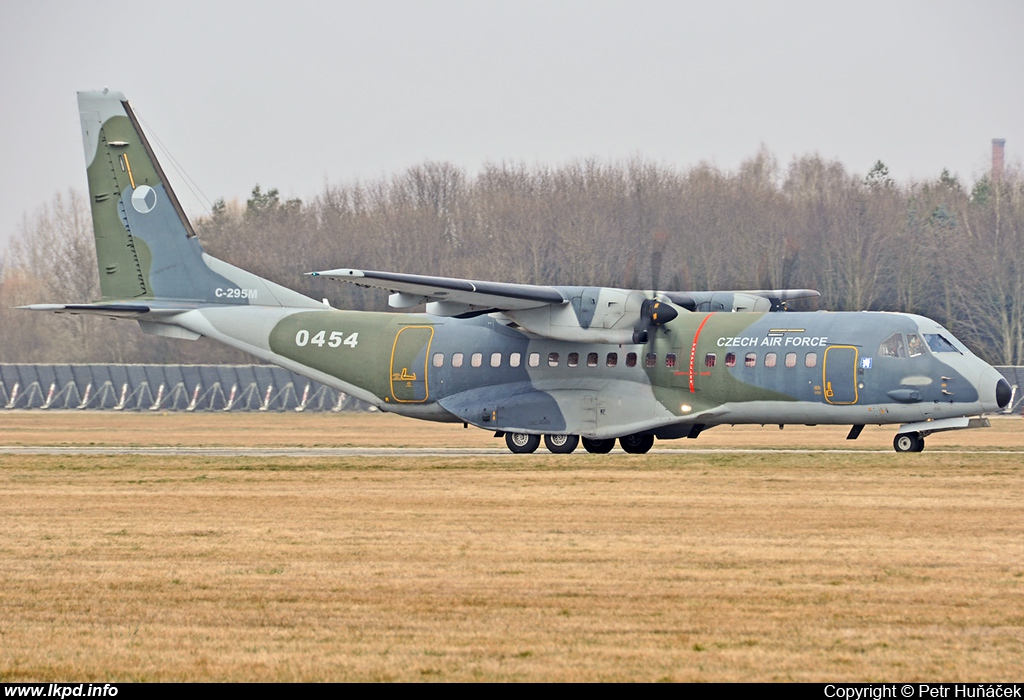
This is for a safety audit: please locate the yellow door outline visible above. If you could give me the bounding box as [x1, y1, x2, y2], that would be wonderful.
[822, 345, 859, 405]
[389, 325, 434, 403]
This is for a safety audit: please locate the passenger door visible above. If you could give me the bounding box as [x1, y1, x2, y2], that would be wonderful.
[823, 345, 859, 405]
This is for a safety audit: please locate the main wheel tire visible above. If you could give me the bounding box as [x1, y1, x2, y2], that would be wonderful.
[505, 432, 540, 454]
[544, 434, 579, 454]
[620, 433, 654, 454]
[581, 437, 615, 454]
[893, 432, 924, 453]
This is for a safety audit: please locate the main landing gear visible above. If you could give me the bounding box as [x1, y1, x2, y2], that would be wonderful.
[893, 432, 925, 453]
[501, 432, 653, 454]
[619, 433, 655, 454]
[581, 437, 614, 454]
[543, 433, 579, 453]
[504, 432, 540, 454]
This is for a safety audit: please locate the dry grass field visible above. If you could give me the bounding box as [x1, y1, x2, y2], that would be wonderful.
[1, 412, 1023, 681]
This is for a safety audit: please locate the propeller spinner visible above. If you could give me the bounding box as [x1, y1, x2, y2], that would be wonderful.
[632, 297, 679, 344]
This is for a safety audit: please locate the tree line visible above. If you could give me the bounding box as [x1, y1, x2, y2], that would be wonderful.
[2, 151, 1022, 365]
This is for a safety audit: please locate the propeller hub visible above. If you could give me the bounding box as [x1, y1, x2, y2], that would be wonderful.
[641, 298, 678, 326]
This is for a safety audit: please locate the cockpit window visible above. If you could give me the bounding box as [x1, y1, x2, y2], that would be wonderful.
[879, 333, 906, 358]
[906, 333, 926, 358]
[924, 334, 961, 354]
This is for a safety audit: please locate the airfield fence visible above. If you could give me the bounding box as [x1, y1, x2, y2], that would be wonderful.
[0, 364, 369, 412]
[1, 364, 1021, 415]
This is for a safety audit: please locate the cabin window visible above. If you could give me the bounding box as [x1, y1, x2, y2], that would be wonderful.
[906, 333, 926, 358]
[490, 352, 502, 367]
[805, 352, 817, 368]
[587, 352, 599, 367]
[606, 353, 618, 367]
[510, 352, 522, 367]
[925, 334, 960, 354]
[879, 333, 906, 358]
[645, 353, 657, 368]
[452, 352, 464, 368]
[785, 352, 797, 368]
[432, 353, 444, 368]
[626, 352, 637, 367]
[725, 352, 737, 368]
[471, 352, 483, 368]
[529, 353, 540, 367]
[548, 352, 559, 367]
[568, 352, 579, 367]
[745, 352, 756, 368]
[705, 353, 716, 367]
[765, 352, 777, 368]
[665, 353, 677, 368]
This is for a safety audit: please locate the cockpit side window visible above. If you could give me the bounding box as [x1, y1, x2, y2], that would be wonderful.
[924, 334, 961, 354]
[879, 333, 906, 358]
[906, 333, 926, 358]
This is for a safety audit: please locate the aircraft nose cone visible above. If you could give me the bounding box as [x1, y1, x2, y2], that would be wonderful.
[996, 377, 1012, 410]
[979, 367, 1012, 413]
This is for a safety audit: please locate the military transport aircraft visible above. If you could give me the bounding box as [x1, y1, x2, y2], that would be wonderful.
[24, 90, 1012, 453]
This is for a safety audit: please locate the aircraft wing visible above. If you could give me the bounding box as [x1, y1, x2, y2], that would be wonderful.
[309, 268, 823, 342]
[308, 268, 566, 314]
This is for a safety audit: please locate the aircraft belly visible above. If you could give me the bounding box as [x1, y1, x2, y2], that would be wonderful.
[381, 402, 463, 423]
[554, 382, 675, 438]
[708, 400, 931, 425]
[438, 382, 564, 432]
[438, 380, 676, 438]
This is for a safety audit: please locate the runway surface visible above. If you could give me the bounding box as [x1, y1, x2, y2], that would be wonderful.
[2, 445, 1021, 456]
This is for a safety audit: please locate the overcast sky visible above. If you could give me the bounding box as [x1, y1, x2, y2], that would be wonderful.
[1, 0, 1021, 251]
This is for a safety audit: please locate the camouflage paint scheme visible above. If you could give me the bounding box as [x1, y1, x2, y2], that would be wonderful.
[26, 91, 1012, 453]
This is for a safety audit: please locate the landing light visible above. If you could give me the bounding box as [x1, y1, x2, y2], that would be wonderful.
[680, 404, 692, 413]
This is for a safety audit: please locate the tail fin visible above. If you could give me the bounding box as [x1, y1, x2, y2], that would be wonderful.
[77, 90, 319, 309]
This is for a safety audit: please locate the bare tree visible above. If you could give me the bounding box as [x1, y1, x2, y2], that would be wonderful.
[5, 152, 1021, 364]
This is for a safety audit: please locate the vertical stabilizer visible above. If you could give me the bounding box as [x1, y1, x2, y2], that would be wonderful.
[78, 90, 319, 308]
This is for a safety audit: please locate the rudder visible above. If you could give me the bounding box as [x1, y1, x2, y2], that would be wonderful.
[80, 90, 204, 300]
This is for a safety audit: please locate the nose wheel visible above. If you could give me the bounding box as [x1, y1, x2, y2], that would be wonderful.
[893, 432, 925, 453]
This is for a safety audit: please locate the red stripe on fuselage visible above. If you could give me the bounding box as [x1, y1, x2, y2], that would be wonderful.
[689, 313, 715, 393]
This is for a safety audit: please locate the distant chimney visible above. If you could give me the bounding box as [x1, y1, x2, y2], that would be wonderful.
[992, 138, 1006, 182]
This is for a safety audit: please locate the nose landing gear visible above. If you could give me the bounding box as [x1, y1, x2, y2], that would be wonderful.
[893, 432, 925, 453]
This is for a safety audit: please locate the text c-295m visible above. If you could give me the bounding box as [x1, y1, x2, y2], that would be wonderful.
[215, 287, 258, 299]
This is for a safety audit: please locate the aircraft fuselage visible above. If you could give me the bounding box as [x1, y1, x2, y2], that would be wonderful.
[174, 305, 1008, 443]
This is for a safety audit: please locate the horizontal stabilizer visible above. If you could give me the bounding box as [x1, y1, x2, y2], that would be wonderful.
[19, 302, 194, 318]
